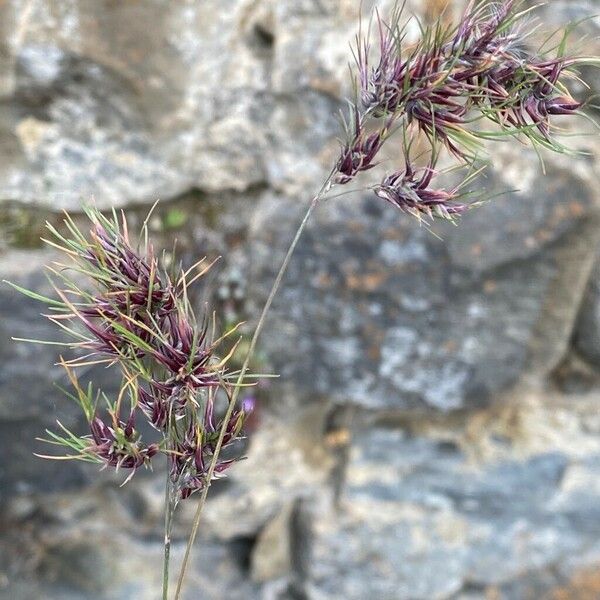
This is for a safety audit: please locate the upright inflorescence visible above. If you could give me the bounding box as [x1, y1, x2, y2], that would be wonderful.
[336, 0, 589, 221]
[14, 208, 253, 498]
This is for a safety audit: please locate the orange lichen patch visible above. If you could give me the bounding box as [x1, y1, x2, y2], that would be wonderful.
[314, 271, 334, 288]
[483, 279, 497, 294]
[534, 228, 553, 243]
[309, 76, 342, 99]
[362, 322, 384, 361]
[366, 344, 381, 361]
[325, 428, 351, 448]
[443, 339, 458, 353]
[383, 227, 408, 241]
[568, 201, 585, 218]
[347, 220, 366, 234]
[345, 271, 387, 291]
[548, 201, 586, 229]
[549, 567, 600, 600]
[470, 243, 483, 257]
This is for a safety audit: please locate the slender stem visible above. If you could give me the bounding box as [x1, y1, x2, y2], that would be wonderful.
[173, 178, 333, 600]
[162, 406, 178, 600]
[162, 470, 174, 600]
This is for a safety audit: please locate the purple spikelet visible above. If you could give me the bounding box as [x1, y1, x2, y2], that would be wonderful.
[335, 0, 589, 220]
[375, 160, 468, 221]
[19, 208, 253, 497]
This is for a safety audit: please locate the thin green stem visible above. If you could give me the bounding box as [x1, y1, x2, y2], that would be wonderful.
[162, 469, 175, 600]
[162, 406, 179, 600]
[173, 177, 333, 600]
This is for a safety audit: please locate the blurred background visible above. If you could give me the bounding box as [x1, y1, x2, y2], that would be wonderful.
[1, 0, 600, 598]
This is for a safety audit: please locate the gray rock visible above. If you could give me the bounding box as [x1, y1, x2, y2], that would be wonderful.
[0, 484, 260, 600]
[573, 255, 600, 367]
[0, 0, 276, 209]
[251, 149, 600, 412]
[0, 250, 90, 497]
[0, 1, 599, 599]
[307, 428, 600, 600]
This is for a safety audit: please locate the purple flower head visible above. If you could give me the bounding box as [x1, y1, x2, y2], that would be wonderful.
[339, 0, 588, 187]
[480, 55, 582, 140]
[357, 9, 410, 116]
[336, 112, 386, 184]
[406, 99, 468, 159]
[179, 458, 236, 500]
[374, 159, 468, 222]
[454, 0, 520, 56]
[88, 412, 158, 472]
[85, 222, 174, 316]
[169, 401, 247, 500]
[546, 95, 582, 115]
[14, 206, 254, 498]
[151, 313, 225, 397]
[138, 385, 169, 430]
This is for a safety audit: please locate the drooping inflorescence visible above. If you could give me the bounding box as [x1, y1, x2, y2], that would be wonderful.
[9, 208, 253, 498]
[336, 0, 591, 221]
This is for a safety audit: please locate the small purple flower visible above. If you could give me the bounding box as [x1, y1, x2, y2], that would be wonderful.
[454, 0, 518, 56]
[138, 385, 169, 430]
[374, 161, 468, 221]
[337, 0, 587, 188]
[88, 412, 158, 472]
[86, 223, 174, 315]
[170, 404, 247, 499]
[546, 95, 582, 115]
[336, 117, 385, 185]
[151, 313, 222, 394]
[242, 395, 256, 415]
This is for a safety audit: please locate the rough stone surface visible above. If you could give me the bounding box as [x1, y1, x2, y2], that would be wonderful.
[0, 486, 259, 600]
[574, 254, 600, 368]
[252, 143, 600, 412]
[1, 1, 600, 599]
[309, 414, 600, 599]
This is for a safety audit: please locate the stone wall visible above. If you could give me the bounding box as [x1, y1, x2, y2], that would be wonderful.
[1, 1, 600, 599]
